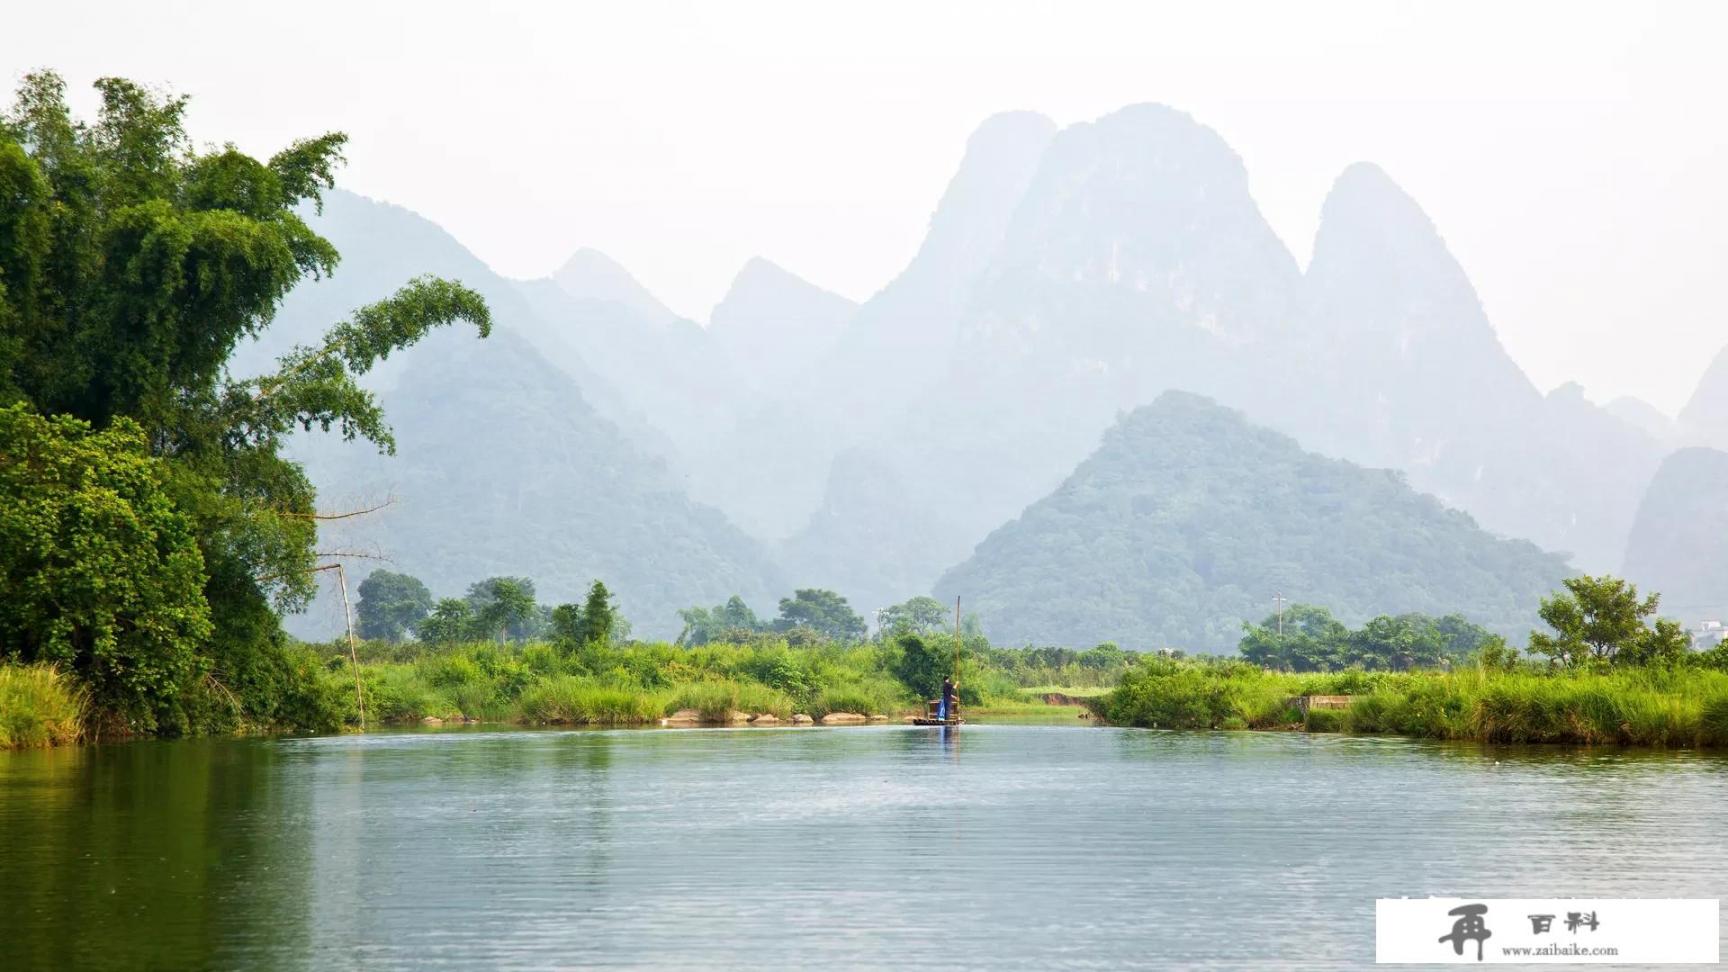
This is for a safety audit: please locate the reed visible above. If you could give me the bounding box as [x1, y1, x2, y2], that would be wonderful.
[518, 676, 669, 725]
[0, 664, 87, 748]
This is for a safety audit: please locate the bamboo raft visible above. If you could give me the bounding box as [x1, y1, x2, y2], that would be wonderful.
[912, 699, 962, 727]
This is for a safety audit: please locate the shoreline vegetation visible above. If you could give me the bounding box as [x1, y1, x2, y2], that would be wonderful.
[7, 572, 1728, 750]
[1097, 662, 1728, 747]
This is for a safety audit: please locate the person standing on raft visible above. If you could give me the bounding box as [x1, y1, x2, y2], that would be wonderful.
[940, 676, 958, 722]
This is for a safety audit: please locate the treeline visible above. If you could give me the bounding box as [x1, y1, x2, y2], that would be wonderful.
[1236, 575, 1709, 674]
[354, 572, 627, 647]
[355, 573, 886, 648]
[1237, 607, 1500, 672]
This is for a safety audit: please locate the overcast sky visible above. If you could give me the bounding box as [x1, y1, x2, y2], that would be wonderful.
[6, 0, 1725, 412]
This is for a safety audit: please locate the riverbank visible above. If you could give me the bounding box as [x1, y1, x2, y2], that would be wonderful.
[0, 636, 1126, 746]
[0, 665, 85, 748]
[1098, 661, 1728, 747]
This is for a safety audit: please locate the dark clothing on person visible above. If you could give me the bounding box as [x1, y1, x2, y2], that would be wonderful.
[941, 678, 957, 720]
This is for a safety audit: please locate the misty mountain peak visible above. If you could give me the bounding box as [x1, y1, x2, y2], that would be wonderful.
[894, 110, 1058, 292]
[709, 256, 856, 392]
[1680, 344, 1728, 445]
[1305, 160, 1520, 366]
[714, 256, 855, 327]
[552, 247, 677, 327]
[1309, 162, 1467, 297]
[965, 101, 1299, 353]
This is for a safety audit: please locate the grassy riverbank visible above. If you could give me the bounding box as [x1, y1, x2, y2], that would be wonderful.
[1098, 659, 1728, 747]
[0, 665, 86, 748]
[205, 637, 1122, 735]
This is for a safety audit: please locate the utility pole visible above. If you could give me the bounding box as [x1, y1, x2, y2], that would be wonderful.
[1274, 592, 1290, 640]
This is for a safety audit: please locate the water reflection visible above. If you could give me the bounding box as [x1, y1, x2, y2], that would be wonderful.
[2, 726, 1724, 970]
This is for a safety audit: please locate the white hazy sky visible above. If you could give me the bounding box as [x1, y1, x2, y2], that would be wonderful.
[5, 0, 1725, 412]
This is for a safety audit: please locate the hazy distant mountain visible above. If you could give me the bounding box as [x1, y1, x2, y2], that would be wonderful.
[1288, 164, 1661, 570]
[1605, 396, 1678, 444]
[935, 393, 1570, 650]
[1680, 345, 1728, 448]
[709, 256, 855, 394]
[252, 193, 781, 640]
[776, 449, 977, 616]
[516, 257, 738, 495]
[1622, 447, 1728, 624]
[551, 248, 678, 327]
[707, 111, 1059, 539]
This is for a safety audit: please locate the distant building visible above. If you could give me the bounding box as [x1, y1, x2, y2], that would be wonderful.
[1693, 620, 1725, 651]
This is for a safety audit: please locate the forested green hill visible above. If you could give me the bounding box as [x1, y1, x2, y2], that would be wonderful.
[936, 392, 1571, 650]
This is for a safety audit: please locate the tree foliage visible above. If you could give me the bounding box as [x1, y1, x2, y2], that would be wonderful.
[889, 634, 959, 700]
[0, 406, 211, 729]
[1238, 604, 1496, 672]
[775, 588, 867, 642]
[553, 580, 626, 648]
[466, 577, 540, 643]
[0, 72, 489, 730]
[418, 598, 474, 645]
[1528, 575, 1691, 669]
[880, 595, 948, 636]
[676, 595, 765, 646]
[354, 570, 432, 642]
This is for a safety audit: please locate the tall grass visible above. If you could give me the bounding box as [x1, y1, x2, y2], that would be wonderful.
[1101, 660, 1728, 747]
[0, 664, 87, 748]
[518, 676, 669, 725]
[667, 680, 794, 721]
[807, 676, 904, 719]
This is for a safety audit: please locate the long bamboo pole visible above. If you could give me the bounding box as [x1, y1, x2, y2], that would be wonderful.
[335, 563, 365, 729]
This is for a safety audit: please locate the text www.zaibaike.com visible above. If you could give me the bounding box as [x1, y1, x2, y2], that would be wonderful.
[1500, 943, 1620, 958]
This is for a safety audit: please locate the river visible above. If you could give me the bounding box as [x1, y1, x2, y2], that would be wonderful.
[2, 724, 1724, 969]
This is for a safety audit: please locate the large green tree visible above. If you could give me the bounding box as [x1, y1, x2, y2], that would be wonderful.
[354, 570, 433, 642]
[0, 72, 489, 728]
[466, 577, 539, 643]
[1529, 575, 1691, 669]
[880, 595, 948, 636]
[775, 588, 867, 642]
[675, 594, 764, 645]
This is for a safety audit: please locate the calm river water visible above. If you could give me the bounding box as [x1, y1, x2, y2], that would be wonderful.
[2, 724, 1724, 970]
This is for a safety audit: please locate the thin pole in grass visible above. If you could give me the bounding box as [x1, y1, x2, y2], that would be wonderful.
[334, 562, 365, 730]
[277, 560, 370, 730]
